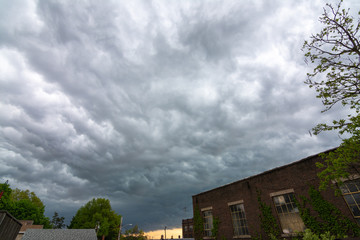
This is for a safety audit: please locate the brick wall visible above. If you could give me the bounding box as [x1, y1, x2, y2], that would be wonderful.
[192, 150, 358, 240]
[182, 218, 194, 238]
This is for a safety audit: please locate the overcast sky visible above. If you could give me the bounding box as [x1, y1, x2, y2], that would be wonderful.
[1, 0, 359, 232]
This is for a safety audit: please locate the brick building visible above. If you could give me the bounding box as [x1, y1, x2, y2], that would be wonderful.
[182, 218, 194, 238]
[192, 149, 360, 239]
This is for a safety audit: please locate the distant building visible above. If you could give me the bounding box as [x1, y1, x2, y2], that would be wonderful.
[16, 220, 43, 240]
[192, 148, 360, 240]
[182, 218, 193, 238]
[0, 210, 22, 240]
[22, 229, 97, 240]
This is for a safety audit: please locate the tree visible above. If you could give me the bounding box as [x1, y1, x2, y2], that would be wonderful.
[122, 225, 147, 240]
[0, 182, 13, 210]
[0, 183, 51, 228]
[303, 0, 360, 191]
[51, 211, 65, 229]
[69, 198, 121, 240]
[10, 188, 45, 210]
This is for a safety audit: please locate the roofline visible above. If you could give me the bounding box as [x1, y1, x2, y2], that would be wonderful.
[0, 210, 22, 225]
[192, 147, 337, 197]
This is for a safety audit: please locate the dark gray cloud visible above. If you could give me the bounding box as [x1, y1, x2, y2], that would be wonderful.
[1, 0, 359, 232]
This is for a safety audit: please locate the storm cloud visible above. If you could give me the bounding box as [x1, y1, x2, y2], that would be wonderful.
[1, 0, 359, 231]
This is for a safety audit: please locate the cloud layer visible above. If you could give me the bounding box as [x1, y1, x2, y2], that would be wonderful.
[1, 0, 358, 231]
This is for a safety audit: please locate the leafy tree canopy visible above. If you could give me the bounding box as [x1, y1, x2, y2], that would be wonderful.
[303, 0, 360, 190]
[122, 225, 147, 240]
[0, 182, 51, 228]
[0, 182, 12, 209]
[10, 188, 45, 210]
[69, 198, 121, 240]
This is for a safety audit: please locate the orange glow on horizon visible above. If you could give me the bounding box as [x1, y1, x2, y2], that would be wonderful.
[145, 228, 182, 240]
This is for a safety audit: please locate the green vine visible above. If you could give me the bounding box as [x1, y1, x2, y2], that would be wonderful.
[302, 229, 336, 240]
[193, 206, 204, 240]
[297, 186, 360, 238]
[220, 236, 227, 240]
[211, 216, 220, 240]
[257, 190, 280, 240]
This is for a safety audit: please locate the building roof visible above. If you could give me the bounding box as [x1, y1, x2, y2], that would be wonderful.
[22, 229, 98, 240]
[0, 210, 22, 226]
[0, 210, 22, 240]
[18, 220, 43, 233]
[192, 147, 337, 197]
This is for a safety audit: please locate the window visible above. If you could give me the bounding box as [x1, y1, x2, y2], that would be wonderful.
[339, 179, 360, 224]
[272, 192, 305, 234]
[229, 203, 249, 236]
[203, 210, 213, 237]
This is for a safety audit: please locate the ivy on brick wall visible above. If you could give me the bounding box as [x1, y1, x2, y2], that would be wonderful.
[193, 206, 204, 240]
[211, 216, 220, 240]
[297, 186, 360, 238]
[256, 190, 280, 240]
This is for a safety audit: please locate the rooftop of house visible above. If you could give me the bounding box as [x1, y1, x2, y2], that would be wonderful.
[22, 229, 98, 240]
[18, 220, 43, 233]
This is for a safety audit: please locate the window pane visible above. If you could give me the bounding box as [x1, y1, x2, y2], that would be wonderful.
[287, 204, 294, 213]
[347, 183, 358, 192]
[202, 210, 213, 237]
[344, 195, 356, 205]
[272, 193, 305, 233]
[340, 184, 350, 194]
[353, 180, 360, 190]
[341, 179, 360, 221]
[353, 193, 360, 204]
[239, 204, 245, 211]
[229, 203, 249, 236]
[284, 194, 291, 203]
[278, 195, 285, 204]
[351, 205, 360, 217]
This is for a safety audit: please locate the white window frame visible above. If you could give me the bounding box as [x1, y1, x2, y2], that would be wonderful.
[228, 200, 251, 238]
[202, 207, 213, 239]
[270, 189, 305, 235]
